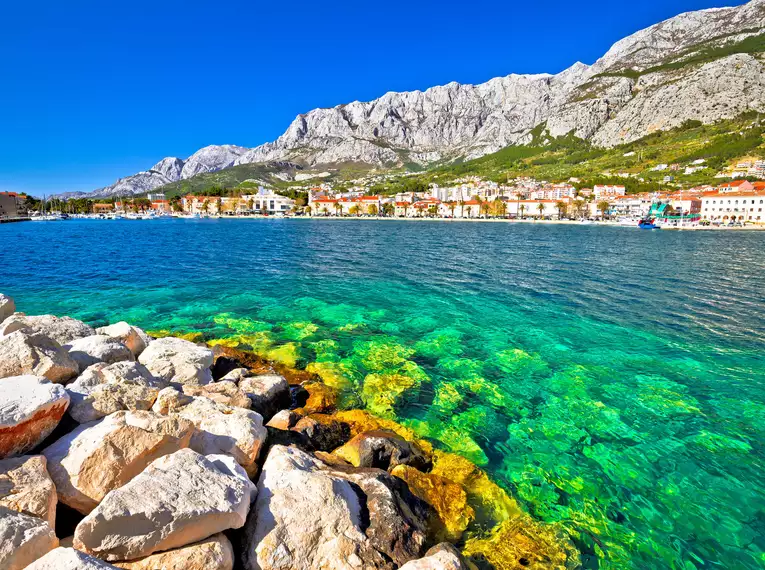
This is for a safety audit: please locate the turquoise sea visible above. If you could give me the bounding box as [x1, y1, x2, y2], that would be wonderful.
[2, 218, 764, 569]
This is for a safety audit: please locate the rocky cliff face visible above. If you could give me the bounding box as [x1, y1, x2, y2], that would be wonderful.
[237, 0, 765, 166]
[74, 0, 765, 198]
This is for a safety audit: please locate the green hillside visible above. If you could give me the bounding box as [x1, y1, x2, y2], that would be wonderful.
[398, 113, 765, 194]
[152, 163, 303, 199]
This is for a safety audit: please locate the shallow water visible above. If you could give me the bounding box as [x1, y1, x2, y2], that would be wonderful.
[2, 218, 764, 568]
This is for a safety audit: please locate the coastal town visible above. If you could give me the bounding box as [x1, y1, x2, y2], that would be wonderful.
[4, 175, 764, 228]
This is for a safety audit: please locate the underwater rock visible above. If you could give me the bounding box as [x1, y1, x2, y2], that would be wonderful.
[0, 331, 80, 383]
[66, 361, 164, 423]
[0, 376, 70, 459]
[42, 411, 194, 514]
[333, 430, 432, 472]
[138, 337, 214, 386]
[64, 335, 135, 371]
[291, 415, 350, 452]
[0, 506, 59, 570]
[74, 450, 255, 561]
[0, 455, 57, 527]
[391, 465, 474, 543]
[299, 381, 339, 413]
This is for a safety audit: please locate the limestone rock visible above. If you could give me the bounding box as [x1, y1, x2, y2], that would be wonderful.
[43, 411, 194, 514]
[0, 331, 79, 383]
[0, 455, 57, 527]
[219, 367, 250, 383]
[239, 375, 290, 420]
[177, 398, 267, 476]
[96, 322, 150, 357]
[182, 380, 251, 408]
[138, 337, 214, 386]
[25, 547, 119, 569]
[74, 449, 255, 561]
[266, 409, 301, 430]
[64, 335, 134, 370]
[0, 314, 95, 345]
[0, 294, 14, 324]
[67, 361, 164, 423]
[0, 506, 59, 570]
[242, 445, 389, 570]
[0, 376, 70, 458]
[398, 543, 470, 570]
[112, 533, 234, 570]
[334, 430, 432, 472]
[391, 465, 474, 542]
[242, 445, 432, 570]
[151, 386, 194, 414]
[181, 145, 249, 179]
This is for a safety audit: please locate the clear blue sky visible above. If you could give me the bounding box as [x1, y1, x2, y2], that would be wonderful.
[0, 0, 740, 196]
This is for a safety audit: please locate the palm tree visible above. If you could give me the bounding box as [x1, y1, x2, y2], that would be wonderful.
[402, 202, 410, 218]
[555, 201, 568, 220]
[597, 200, 611, 220]
[382, 203, 394, 217]
[458, 200, 466, 218]
[492, 198, 505, 218]
[368, 204, 378, 216]
[519, 204, 526, 219]
[321, 206, 329, 216]
[334, 202, 342, 217]
[349, 204, 361, 217]
[449, 202, 456, 218]
[537, 202, 545, 219]
[428, 204, 438, 218]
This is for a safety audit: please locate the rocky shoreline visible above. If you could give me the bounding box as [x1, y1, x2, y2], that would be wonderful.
[0, 293, 578, 570]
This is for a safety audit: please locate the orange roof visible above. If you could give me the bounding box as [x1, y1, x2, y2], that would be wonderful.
[720, 180, 749, 187]
[312, 198, 338, 203]
[702, 191, 765, 199]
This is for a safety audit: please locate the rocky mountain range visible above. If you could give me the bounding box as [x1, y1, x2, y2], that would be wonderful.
[70, 0, 765, 198]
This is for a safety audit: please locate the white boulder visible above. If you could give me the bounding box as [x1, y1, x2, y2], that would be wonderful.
[66, 361, 165, 423]
[177, 397, 267, 476]
[0, 455, 57, 527]
[64, 335, 134, 370]
[138, 337, 213, 386]
[398, 544, 469, 570]
[0, 314, 95, 345]
[0, 506, 59, 570]
[0, 331, 79, 383]
[239, 374, 290, 420]
[0, 376, 70, 458]
[112, 533, 234, 570]
[25, 547, 118, 569]
[74, 449, 256, 561]
[43, 410, 194, 514]
[96, 322, 151, 357]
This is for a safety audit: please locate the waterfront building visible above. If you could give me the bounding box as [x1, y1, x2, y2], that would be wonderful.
[146, 192, 166, 201]
[0, 192, 25, 219]
[700, 190, 765, 223]
[241, 188, 295, 214]
[611, 194, 653, 218]
[151, 200, 170, 213]
[593, 185, 626, 198]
